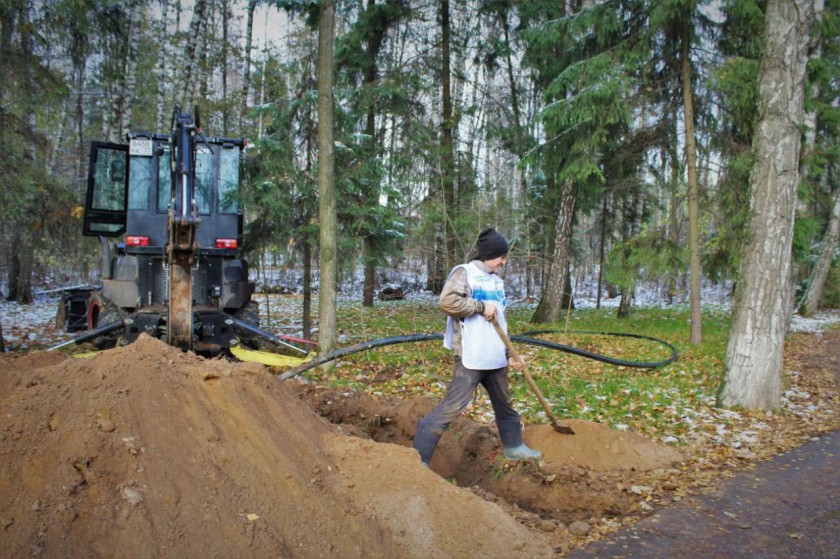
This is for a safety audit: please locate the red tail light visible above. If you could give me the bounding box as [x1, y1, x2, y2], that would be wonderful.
[126, 235, 149, 247]
[215, 238, 238, 249]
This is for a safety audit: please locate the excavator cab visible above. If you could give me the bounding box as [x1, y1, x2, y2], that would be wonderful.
[86, 135, 244, 250]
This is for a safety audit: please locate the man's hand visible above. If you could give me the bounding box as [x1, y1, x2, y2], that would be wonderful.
[508, 356, 524, 371]
[481, 301, 497, 321]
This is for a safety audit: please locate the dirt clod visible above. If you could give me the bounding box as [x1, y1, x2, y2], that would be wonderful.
[568, 521, 592, 536]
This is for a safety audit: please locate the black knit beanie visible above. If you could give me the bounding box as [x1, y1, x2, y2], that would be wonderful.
[476, 228, 509, 261]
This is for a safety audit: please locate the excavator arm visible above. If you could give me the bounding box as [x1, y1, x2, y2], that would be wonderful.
[167, 108, 201, 350]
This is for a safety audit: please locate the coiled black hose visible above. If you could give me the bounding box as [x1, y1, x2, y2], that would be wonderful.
[276, 329, 678, 380]
[515, 329, 679, 368]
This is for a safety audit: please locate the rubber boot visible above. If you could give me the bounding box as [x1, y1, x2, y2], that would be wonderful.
[503, 444, 542, 461]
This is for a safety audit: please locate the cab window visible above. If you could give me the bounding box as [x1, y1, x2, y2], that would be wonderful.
[195, 145, 213, 214]
[157, 147, 171, 213]
[91, 150, 126, 212]
[219, 146, 240, 213]
[128, 155, 152, 210]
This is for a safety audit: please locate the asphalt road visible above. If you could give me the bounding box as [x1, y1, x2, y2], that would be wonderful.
[566, 428, 840, 559]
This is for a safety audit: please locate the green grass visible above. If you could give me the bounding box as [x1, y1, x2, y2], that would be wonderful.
[299, 299, 734, 442]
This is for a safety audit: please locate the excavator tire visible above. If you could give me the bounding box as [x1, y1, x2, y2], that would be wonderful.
[88, 292, 125, 349]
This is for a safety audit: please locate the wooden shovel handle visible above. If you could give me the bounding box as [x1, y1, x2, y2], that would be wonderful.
[490, 317, 564, 427]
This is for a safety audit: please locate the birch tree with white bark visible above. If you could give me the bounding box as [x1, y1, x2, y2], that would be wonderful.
[720, 0, 816, 410]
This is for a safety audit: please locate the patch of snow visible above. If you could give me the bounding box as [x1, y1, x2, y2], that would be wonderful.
[717, 409, 743, 420]
[0, 295, 72, 350]
[789, 310, 840, 333]
[783, 388, 812, 400]
[1, 296, 63, 331]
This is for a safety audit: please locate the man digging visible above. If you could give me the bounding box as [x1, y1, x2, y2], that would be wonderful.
[413, 228, 542, 467]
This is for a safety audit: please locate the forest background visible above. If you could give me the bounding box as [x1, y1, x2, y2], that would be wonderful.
[1, 0, 838, 407]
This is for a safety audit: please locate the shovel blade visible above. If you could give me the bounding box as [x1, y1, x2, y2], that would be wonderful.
[552, 423, 576, 435]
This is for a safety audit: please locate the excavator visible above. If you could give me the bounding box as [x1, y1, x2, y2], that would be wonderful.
[51, 107, 311, 367]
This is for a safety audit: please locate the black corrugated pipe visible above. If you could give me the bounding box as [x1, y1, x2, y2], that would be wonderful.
[276, 330, 678, 380]
[276, 333, 443, 380]
[514, 330, 679, 368]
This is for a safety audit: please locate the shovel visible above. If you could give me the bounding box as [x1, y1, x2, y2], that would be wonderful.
[491, 317, 575, 435]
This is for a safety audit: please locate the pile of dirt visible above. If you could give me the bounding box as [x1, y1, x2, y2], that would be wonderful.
[0, 335, 555, 558]
[524, 422, 683, 471]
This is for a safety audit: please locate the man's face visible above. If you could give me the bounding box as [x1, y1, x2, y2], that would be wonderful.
[485, 254, 508, 273]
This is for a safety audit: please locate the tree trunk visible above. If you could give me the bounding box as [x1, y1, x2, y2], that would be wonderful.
[7, 230, 34, 304]
[302, 95, 315, 341]
[221, 0, 230, 134]
[303, 231, 312, 340]
[440, 0, 457, 272]
[597, 185, 618, 308]
[49, 98, 69, 177]
[799, 185, 840, 316]
[596, 193, 609, 309]
[562, 266, 575, 312]
[120, 0, 142, 136]
[197, 1, 212, 105]
[240, 0, 258, 131]
[720, 0, 815, 410]
[617, 285, 634, 318]
[156, 0, 170, 131]
[681, 20, 702, 345]
[73, 42, 88, 191]
[102, 86, 113, 142]
[530, 181, 576, 324]
[316, 0, 338, 360]
[7, 1, 35, 304]
[496, 4, 537, 300]
[617, 181, 645, 318]
[666, 120, 681, 305]
[363, 237, 376, 306]
[797, 0, 829, 317]
[361, 0, 386, 308]
[427, 234, 446, 294]
[180, 0, 206, 109]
